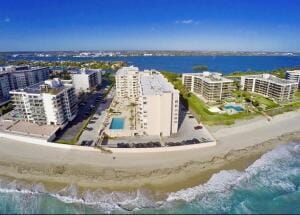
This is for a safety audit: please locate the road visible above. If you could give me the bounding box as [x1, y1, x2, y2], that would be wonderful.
[55, 79, 112, 142]
[77, 87, 115, 146]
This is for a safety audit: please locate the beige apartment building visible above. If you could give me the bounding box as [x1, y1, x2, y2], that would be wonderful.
[138, 71, 179, 136]
[115, 66, 139, 98]
[182, 72, 234, 102]
[240, 74, 298, 102]
[115, 67, 179, 136]
[10, 78, 77, 127]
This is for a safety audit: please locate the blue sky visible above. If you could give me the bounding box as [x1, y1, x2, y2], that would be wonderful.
[0, 0, 300, 51]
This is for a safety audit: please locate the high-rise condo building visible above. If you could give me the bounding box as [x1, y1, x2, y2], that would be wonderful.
[10, 78, 77, 127]
[115, 67, 179, 136]
[138, 71, 179, 136]
[240, 74, 298, 102]
[115, 66, 139, 98]
[182, 72, 234, 102]
[0, 66, 50, 103]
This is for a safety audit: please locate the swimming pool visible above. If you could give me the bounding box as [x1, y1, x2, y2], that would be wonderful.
[224, 105, 244, 112]
[109, 117, 125, 129]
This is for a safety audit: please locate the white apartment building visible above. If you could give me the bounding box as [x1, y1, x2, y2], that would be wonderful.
[115, 66, 179, 136]
[0, 65, 49, 103]
[10, 78, 77, 127]
[241, 74, 298, 102]
[71, 68, 102, 94]
[182, 72, 234, 102]
[286, 70, 300, 89]
[138, 71, 179, 136]
[115, 66, 139, 98]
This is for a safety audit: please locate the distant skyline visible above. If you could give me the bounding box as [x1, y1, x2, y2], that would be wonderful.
[0, 0, 300, 52]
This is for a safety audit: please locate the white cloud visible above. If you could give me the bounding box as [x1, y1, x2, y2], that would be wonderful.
[175, 19, 199, 25]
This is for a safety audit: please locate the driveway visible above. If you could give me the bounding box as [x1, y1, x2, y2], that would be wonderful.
[77, 87, 115, 146]
[55, 79, 112, 142]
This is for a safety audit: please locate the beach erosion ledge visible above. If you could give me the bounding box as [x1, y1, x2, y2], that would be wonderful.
[0, 110, 299, 193]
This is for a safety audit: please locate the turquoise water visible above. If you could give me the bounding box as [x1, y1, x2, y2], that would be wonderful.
[7, 55, 300, 73]
[224, 105, 244, 112]
[0, 143, 300, 214]
[109, 117, 125, 129]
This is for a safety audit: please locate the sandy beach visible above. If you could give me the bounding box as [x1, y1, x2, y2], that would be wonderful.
[0, 110, 299, 193]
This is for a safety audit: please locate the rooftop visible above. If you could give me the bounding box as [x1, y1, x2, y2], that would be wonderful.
[116, 66, 139, 76]
[140, 72, 177, 95]
[0, 120, 59, 139]
[0, 65, 48, 75]
[184, 72, 233, 83]
[11, 78, 67, 95]
[70, 68, 102, 75]
[286, 70, 300, 75]
[245, 74, 298, 85]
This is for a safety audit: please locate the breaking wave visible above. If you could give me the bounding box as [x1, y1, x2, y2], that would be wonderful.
[0, 143, 299, 214]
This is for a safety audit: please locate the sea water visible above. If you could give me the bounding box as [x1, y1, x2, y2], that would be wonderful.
[0, 143, 300, 214]
[7, 55, 300, 74]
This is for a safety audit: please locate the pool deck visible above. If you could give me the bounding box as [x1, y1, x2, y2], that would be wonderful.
[104, 97, 141, 137]
[103, 110, 214, 148]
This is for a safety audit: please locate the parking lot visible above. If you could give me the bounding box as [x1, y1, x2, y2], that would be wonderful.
[77, 87, 115, 146]
[55, 79, 112, 143]
[103, 103, 215, 148]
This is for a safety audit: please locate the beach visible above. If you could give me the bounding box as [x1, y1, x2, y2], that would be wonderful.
[0, 110, 299, 193]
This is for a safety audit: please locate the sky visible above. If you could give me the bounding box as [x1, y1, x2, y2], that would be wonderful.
[0, 0, 300, 52]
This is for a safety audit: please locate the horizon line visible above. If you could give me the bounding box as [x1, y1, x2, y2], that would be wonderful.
[1, 50, 300, 53]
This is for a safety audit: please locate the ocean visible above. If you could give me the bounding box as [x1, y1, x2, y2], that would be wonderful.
[7, 55, 300, 74]
[0, 143, 299, 214]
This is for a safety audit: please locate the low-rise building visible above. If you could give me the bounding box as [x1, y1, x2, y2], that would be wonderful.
[240, 74, 298, 102]
[182, 72, 234, 102]
[10, 78, 77, 127]
[115, 66, 139, 98]
[71, 68, 102, 94]
[0, 65, 50, 103]
[286, 70, 300, 89]
[138, 71, 179, 136]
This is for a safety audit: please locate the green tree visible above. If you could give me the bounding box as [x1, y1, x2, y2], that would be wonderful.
[252, 100, 259, 107]
[193, 65, 208, 72]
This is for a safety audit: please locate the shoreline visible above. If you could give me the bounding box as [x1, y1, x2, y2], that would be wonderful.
[0, 110, 299, 194]
[0, 132, 299, 194]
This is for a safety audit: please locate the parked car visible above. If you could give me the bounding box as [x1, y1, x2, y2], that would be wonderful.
[194, 125, 203, 130]
[81, 140, 93, 146]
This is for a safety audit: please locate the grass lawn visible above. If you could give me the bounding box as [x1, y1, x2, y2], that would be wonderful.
[265, 100, 300, 116]
[295, 90, 300, 101]
[162, 71, 300, 125]
[233, 90, 278, 109]
[251, 94, 279, 109]
[162, 71, 256, 125]
[187, 93, 255, 125]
